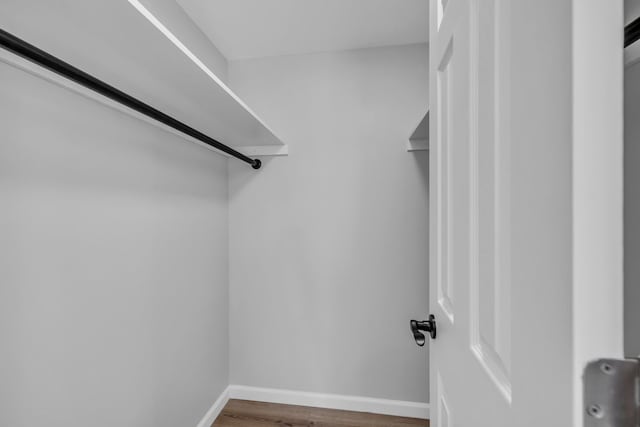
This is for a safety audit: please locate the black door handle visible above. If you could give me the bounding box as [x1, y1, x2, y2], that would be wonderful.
[410, 314, 436, 346]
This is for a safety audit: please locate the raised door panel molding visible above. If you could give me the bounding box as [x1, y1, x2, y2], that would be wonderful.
[468, 0, 512, 403]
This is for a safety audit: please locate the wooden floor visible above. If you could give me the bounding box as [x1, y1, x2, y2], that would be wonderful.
[212, 399, 429, 427]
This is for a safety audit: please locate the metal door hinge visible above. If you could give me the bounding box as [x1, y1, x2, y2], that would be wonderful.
[584, 358, 639, 426]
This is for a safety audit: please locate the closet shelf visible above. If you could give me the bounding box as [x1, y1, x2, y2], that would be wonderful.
[0, 0, 286, 158]
[407, 111, 429, 152]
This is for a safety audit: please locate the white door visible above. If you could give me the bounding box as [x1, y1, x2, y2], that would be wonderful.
[428, 0, 624, 426]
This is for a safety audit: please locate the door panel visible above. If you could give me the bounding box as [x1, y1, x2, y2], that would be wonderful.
[428, 1, 623, 426]
[436, 373, 452, 427]
[435, 32, 454, 323]
[429, 0, 515, 423]
[431, 0, 477, 424]
[469, 0, 511, 402]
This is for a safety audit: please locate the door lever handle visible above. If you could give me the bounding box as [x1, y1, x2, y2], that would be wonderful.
[410, 315, 437, 346]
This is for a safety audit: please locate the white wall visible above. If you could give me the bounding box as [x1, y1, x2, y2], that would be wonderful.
[627, 0, 640, 23]
[227, 44, 429, 403]
[625, 62, 640, 356]
[0, 61, 229, 426]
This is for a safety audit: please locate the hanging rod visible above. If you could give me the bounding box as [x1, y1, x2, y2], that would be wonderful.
[626, 16, 640, 48]
[0, 28, 262, 169]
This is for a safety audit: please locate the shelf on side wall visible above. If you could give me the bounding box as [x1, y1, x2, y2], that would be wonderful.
[407, 112, 428, 152]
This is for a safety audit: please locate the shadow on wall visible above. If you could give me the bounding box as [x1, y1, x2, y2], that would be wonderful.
[0, 61, 229, 427]
[0, 62, 224, 199]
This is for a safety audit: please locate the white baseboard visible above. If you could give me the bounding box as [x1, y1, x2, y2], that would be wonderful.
[196, 384, 430, 425]
[227, 385, 430, 420]
[196, 386, 230, 427]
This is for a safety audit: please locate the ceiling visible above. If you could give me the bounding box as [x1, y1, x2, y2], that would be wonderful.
[176, 0, 428, 60]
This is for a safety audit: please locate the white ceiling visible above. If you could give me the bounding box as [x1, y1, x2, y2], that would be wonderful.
[176, 0, 428, 60]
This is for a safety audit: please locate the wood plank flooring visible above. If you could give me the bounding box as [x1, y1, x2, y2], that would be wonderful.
[212, 399, 429, 427]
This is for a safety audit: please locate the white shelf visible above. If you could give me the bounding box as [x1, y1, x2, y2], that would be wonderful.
[626, 40, 640, 67]
[0, 0, 285, 156]
[407, 112, 428, 152]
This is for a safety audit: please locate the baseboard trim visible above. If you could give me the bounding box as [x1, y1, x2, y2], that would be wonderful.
[227, 385, 430, 419]
[196, 386, 230, 427]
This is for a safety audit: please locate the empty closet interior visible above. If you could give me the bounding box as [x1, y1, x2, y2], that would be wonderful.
[0, 1, 429, 426]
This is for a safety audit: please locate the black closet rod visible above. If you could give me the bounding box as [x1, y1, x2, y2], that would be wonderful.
[626, 16, 640, 48]
[0, 28, 262, 169]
